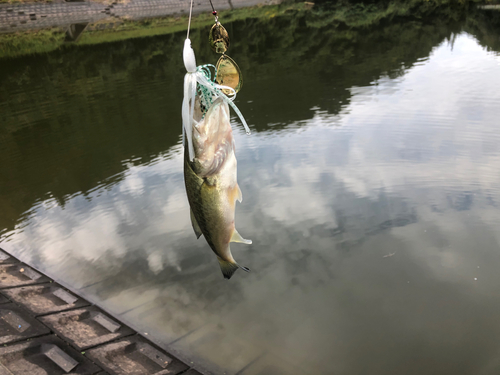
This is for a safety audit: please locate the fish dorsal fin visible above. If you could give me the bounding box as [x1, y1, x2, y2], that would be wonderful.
[237, 184, 242, 203]
[231, 229, 252, 245]
[190, 209, 203, 239]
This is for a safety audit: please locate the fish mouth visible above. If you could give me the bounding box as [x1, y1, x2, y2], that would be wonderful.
[191, 99, 235, 177]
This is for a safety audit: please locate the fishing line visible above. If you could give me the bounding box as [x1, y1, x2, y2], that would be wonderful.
[186, 0, 194, 39]
[208, 0, 217, 17]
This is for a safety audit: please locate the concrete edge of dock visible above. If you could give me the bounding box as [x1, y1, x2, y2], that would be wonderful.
[0, 246, 205, 375]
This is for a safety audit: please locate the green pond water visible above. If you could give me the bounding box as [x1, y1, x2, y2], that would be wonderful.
[2, 6, 500, 375]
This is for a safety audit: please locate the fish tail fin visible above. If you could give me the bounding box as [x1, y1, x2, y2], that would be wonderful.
[217, 257, 250, 280]
[239, 265, 251, 272]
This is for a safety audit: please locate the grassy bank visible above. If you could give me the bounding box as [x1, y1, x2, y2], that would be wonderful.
[0, 0, 489, 59]
[0, 3, 308, 58]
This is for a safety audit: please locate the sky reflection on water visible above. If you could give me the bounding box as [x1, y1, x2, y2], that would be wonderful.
[2, 30, 500, 375]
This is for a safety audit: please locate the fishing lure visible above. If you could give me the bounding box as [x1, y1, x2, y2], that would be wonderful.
[182, 4, 250, 161]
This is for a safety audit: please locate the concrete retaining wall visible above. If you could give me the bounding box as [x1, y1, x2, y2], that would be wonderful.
[0, 0, 280, 34]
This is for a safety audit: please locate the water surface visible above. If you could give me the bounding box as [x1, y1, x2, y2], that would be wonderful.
[2, 8, 500, 375]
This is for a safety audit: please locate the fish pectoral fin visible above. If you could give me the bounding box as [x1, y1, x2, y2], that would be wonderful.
[230, 229, 252, 245]
[237, 184, 243, 203]
[190, 208, 203, 239]
[217, 257, 250, 280]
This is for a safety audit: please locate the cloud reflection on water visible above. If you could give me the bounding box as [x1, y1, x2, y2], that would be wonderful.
[2, 33, 500, 374]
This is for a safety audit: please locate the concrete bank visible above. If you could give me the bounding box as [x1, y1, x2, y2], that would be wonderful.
[0, 246, 202, 375]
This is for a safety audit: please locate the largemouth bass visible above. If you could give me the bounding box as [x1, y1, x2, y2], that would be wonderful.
[184, 97, 252, 279]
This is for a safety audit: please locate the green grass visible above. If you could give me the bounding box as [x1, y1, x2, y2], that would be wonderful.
[78, 4, 307, 44]
[0, 3, 307, 58]
[0, 29, 65, 57]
